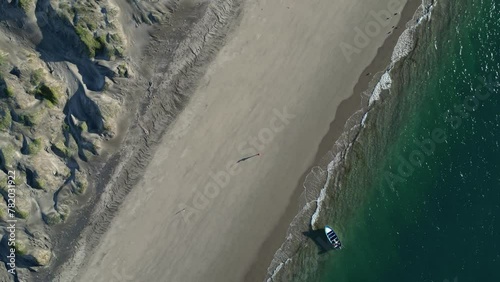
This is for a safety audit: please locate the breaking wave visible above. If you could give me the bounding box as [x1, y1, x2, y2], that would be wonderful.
[265, 1, 437, 281]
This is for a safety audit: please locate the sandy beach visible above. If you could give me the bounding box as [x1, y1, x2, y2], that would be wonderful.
[64, 0, 413, 281]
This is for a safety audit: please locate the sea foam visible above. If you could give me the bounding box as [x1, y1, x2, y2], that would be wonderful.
[310, 160, 335, 228]
[369, 1, 437, 106]
[369, 72, 392, 106]
[265, 1, 439, 280]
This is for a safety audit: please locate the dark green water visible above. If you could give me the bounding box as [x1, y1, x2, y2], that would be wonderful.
[318, 0, 500, 281]
[266, 1, 500, 280]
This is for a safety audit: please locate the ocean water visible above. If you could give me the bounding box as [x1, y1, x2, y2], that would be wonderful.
[267, 0, 500, 281]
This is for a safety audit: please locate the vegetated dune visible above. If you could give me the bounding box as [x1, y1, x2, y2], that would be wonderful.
[0, 0, 241, 280]
[0, 0, 128, 278]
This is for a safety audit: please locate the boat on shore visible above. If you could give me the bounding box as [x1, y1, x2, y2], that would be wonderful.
[325, 225, 342, 249]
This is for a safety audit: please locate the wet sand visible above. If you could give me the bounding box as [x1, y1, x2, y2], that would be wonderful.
[245, 0, 422, 280]
[67, 0, 416, 281]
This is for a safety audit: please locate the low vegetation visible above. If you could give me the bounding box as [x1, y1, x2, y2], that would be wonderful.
[18, 0, 34, 11]
[54, 1, 125, 59]
[73, 170, 88, 194]
[3, 86, 14, 97]
[35, 83, 60, 105]
[30, 68, 44, 86]
[52, 141, 72, 158]
[19, 111, 42, 126]
[117, 64, 129, 77]
[0, 106, 11, 131]
[75, 25, 103, 58]
[14, 240, 27, 256]
[15, 208, 29, 219]
[0, 0, 124, 270]
[0, 145, 16, 169]
[27, 137, 42, 155]
[34, 177, 46, 190]
[43, 212, 63, 225]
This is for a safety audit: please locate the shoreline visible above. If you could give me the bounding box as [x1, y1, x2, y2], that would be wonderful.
[55, 0, 426, 281]
[252, 0, 424, 280]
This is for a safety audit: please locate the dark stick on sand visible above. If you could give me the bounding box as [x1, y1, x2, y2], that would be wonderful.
[175, 208, 186, 215]
[236, 153, 261, 164]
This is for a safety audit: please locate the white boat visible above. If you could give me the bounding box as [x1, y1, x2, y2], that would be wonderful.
[325, 225, 342, 249]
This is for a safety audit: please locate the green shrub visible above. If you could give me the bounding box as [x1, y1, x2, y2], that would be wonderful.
[109, 33, 121, 42]
[114, 46, 124, 57]
[27, 138, 42, 155]
[3, 86, 14, 97]
[59, 205, 70, 221]
[0, 107, 11, 131]
[15, 208, 29, 219]
[86, 21, 98, 31]
[117, 64, 128, 77]
[74, 172, 88, 194]
[30, 68, 44, 86]
[96, 35, 114, 58]
[43, 212, 62, 225]
[74, 180, 87, 194]
[0, 53, 5, 66]
[53, 141, 72, 158]
[18, 0, 33, 10]
[35, 84, 59, 105]
[80, 122, 88, 132]
[0, 145, 15, 169]
[34, 178, 46, 190]
[14, 240, 27, 255]
[58, 2, 69, 11]
[20, 110, 42, 126]
[75, 25, 102, 57]
[96, 34, 107, 46]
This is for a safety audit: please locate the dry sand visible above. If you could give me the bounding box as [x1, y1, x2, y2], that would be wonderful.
[72, 0, 410, 281]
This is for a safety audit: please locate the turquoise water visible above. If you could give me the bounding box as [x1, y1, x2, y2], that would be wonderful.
[317, 0, 500, 281]
[266, 0, 500, 280]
